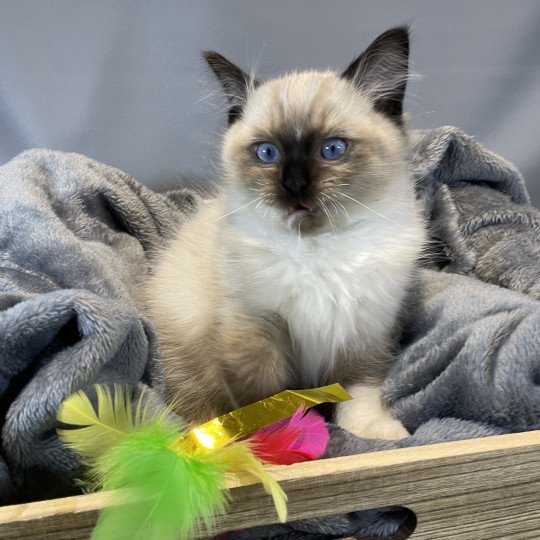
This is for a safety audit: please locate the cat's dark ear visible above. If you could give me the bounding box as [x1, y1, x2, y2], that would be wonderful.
[342, 26, 409, 125]
[203, 51, 258, 125]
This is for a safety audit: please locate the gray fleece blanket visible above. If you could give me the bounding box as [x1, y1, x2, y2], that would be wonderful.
[0, 127, 539, 538]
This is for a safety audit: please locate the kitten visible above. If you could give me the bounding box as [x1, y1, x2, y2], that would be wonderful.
[146, 27, 425, 439]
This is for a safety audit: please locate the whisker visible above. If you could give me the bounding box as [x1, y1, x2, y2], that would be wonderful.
[324, 193, 349, 222]
[330, 196, 350, 220]
[321, 192, 339, 215]
[318, 198, 336, 235]
[219, 197, 262, 219]
[323, 179, 351, 186]
[334, 191, 395, 223]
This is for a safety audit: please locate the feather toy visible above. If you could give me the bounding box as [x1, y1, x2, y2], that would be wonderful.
[249, 406, 330, 465]
[57, 383, 351, 539]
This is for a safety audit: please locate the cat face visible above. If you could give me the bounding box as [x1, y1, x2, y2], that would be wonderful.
[205, 27, 410, 234]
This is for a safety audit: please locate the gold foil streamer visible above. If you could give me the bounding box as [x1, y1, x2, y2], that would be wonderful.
[173, 383, 352, 453]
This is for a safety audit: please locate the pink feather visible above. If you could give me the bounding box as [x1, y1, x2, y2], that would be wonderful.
[247, 406, 329, 465]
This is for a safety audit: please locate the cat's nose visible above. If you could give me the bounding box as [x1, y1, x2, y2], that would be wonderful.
[282, 177, 309, 198]
[281, 159, 311, 199]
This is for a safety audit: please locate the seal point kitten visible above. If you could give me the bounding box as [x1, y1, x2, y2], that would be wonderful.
[147, 27, 425, 439]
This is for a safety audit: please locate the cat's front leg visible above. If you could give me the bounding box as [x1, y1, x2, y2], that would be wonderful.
[221, 312, 292, 407]
[335, 385, 409, 440]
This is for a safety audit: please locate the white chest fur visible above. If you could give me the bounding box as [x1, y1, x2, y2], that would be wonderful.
[224, 199, 424, 386]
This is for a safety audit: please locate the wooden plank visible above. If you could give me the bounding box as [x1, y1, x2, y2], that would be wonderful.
[215, 430, 540, 540]
[0, 491, 108, 540]
[0, 431, 538, 539]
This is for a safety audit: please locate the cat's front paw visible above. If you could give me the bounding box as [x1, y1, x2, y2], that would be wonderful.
[348, 416, 410, 440]
[336, 402, 409, 440]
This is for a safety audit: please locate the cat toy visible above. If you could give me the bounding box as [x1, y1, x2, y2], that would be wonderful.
[57, 383, 351, 540]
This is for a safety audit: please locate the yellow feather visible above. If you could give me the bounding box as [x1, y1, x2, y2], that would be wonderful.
[57, 385, 142, 460]
[215, 443, 288, 523]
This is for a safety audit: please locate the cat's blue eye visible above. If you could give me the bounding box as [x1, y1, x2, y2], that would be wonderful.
[255, 142, 280, 164]
[320, 138, 348, 160]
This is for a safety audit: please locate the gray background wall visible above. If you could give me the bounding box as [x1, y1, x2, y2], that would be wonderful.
[1, 0, 539, 204]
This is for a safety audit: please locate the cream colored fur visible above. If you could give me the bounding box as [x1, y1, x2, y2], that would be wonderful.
[146, 65, 425, 439]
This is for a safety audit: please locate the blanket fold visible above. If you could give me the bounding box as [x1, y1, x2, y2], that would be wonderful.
[0, 149, 194, 501]
[385, 269, 540, 433]
[409, 128, 540, 299]
[0, 127, 538, 538]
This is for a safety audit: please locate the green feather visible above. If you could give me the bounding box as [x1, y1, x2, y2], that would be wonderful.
[58, 385, 288, 539]
[91, 423, 228, 540]
[58, 385, 229, 538]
